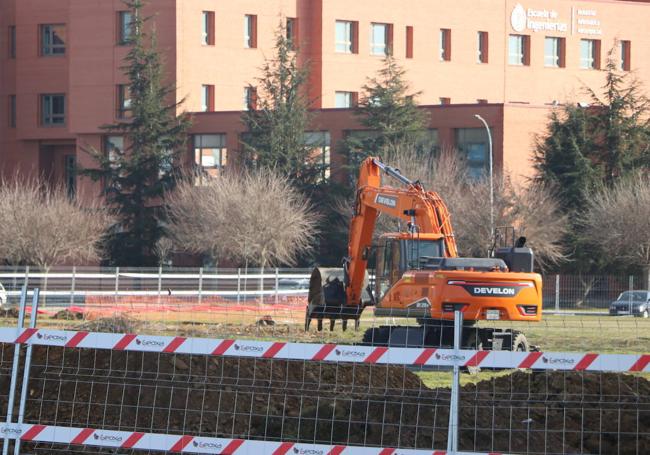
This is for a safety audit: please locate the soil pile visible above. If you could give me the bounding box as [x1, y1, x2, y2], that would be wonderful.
[0, 345, 647, 454]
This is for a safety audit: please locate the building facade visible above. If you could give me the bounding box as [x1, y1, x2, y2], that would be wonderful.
[1, 0, 649, 195]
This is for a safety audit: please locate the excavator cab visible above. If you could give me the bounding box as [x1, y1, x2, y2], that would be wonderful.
[374, 233, 445, 300]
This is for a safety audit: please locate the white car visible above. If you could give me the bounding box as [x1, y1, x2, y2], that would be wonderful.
[0, 283, 6, 307]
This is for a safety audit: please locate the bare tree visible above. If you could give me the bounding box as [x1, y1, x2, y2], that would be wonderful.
[0, 177, 113, 269]
[166, 170, 319, 268]
[336, 146, 568, 270]
[583, 173, 650, 270]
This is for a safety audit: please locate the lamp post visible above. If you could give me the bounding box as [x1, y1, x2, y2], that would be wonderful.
[474, 114, 494, 246]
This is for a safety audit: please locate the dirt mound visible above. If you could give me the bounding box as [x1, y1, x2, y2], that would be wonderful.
[0, 346, 647, 454]
[460, 371, 650, 454]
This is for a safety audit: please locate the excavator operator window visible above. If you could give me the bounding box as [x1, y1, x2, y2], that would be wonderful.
[403, 239, 445, 270]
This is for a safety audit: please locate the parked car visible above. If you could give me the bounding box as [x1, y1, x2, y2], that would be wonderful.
[0, 283, 6, 308]
[609, 291, 650, 318]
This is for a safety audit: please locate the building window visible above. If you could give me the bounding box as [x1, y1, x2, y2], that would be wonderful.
[286, 17, 297, 50]
[370, 23, 392, 56]
[439, 28, 451, 61]
[40, 24, 66, 56]
[64, 155, 76, 198]
[244, 86, 257, 110]
[8, 26, 16, 58]
[580, 39, 600, 69]
[439, 97, 451, 105]
[477, 31, 488, 63]
[194, 134, 227, 180]
[544, 37, 565, 68]
[477, 99, 488, 104]
[508, 34, 529, 66]
[335, 20, 357, 54]
[620, 40, 631, 71]
[9, 95, 16, 128]
[117, 85, 131, 118]
[455, 128, 491, 179]
[335, 91, 357, 108]
[405, 26, 414, 59]
[41, 94, 65, 126]
[105, 136, 124, 172]
[202, 11, 215, 45]
[201, 85, 215, 112]
[118, 11, 134, 45]
[244, 14, 257, 48]
[305, 132, 331, 181]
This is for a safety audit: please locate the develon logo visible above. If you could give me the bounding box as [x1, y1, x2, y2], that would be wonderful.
[375, 194, 397, 208]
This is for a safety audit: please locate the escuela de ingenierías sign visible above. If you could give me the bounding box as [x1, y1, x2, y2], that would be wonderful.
[510, 3, 603, 36]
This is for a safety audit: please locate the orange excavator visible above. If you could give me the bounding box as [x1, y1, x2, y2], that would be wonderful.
[306, 157, 542, 351]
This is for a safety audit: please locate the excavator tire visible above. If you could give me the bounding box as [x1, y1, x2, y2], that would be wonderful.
[512, 331, 530, 352]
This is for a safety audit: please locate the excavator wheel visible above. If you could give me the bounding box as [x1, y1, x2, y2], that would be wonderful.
[512, 332, 530, 352]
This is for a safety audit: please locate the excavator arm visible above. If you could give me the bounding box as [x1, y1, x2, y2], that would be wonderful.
[345, 157, 458, 306]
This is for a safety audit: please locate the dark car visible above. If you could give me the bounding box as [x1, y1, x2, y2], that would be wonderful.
[609, 291, 650, 318]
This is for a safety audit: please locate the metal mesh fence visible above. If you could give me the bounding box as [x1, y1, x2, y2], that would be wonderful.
[0, 267, 648, 454]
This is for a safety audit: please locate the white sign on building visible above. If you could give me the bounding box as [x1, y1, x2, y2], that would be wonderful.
[510, 3, 603, 35]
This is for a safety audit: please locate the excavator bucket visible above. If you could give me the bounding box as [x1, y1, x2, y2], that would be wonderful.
[305, 267, 363, 332]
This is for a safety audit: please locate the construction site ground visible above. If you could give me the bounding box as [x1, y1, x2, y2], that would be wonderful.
[0, 344, 647, 455]
[1, 311, 649, 454]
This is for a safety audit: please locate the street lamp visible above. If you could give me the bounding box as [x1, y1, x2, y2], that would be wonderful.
[474, 114, 494, 249]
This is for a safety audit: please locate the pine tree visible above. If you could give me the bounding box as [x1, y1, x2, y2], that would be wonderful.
[345, 55, 429, 167]
[241, 25, 323, 192]
[533, 45, 650, 272]
[533, 106, 600, 215]
[82, 0, 191, 266]
[586, 48, 650, 184]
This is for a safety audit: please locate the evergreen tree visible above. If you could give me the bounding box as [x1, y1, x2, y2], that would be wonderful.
[241, 25, 323, 192]
[533, 106, 600, 215]
[83, 0, 191, 266]
[586, 49, 650, 184]
[345, 55, 429, 166]
[533, 46, 650, 272]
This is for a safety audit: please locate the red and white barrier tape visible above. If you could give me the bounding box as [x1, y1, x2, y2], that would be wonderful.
[0, 423, 500, 455]
[1, 327, 648, 372]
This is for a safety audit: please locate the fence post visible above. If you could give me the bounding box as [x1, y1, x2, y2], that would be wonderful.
[114, 267, 120, 302]
[23, 266, 29, 299]
[555, 274, 560, 312]
[2, 286, 27, 455]
[447, 310, 462, 454]
[157, 265, 162, 305]
[629, 275, 634, 314]
[237, 268, 241, 305]
[198, 267, 203, 305]
[13, 288, 40, 455]
[70, 266, 76, 307]
[275, 268, 279, 305]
